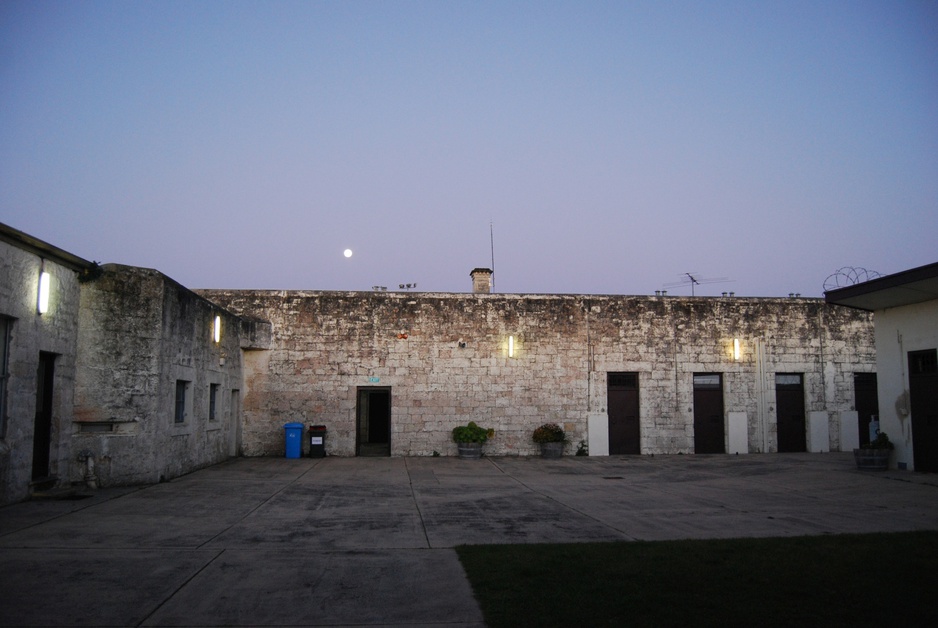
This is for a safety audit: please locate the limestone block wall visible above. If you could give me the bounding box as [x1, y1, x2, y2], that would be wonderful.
[74, 265, 243, 485]
[199, 290, 874, 457]
[0, 239, 83, 504]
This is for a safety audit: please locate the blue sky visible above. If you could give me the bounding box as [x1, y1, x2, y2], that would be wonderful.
[2, 0, 936, 296]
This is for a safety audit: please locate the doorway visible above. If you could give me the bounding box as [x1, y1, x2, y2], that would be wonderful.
[776, 373, 806, 452]
[357, 387, 391, 457]
[693, 373, 725, 454]
[33, 352, 56, 481]
[854, 373, 879, 447]
[608, 372, 640, 455]
[909, 349, 938, 472]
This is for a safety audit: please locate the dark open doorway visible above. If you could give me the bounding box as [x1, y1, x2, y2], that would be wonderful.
[33, 352, 56, 481]
[357, 387, 391, 457]
[854, 372, 879, 447]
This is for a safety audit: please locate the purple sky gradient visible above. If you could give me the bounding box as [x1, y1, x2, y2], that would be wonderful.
[2, 0, 936, 296]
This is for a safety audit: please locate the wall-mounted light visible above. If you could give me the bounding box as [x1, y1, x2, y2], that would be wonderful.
[508, 335, 515, 358]
[38, 267, 51, 314]
[733, 338, 741, 361]
[213, 315, 221, 343]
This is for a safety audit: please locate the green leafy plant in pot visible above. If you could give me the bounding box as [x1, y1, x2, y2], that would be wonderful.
[452, 421, 494, 459]
[532, 422, 565, 458]
[854, 431, 894, 470]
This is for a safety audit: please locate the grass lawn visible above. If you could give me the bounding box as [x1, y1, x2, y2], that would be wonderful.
[456, 531, 938, 627]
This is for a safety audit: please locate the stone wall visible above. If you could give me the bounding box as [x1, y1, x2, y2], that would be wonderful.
[73, 265, 244, 485]
[0, 239, 83, 503]
[198, 290, 875, 457]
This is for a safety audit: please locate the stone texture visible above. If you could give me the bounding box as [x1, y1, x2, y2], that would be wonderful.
[197, 290, 875, 458]
[0, 239, 83, 503]
[72, 265, 244, 486]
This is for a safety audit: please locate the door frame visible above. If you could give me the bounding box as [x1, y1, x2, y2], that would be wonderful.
[33, 352, 56, 480]
[356, 386, 391, 456]
[607, 372, 640, 455]
[775, 373, 806, 453]
[909, 349, 938, 472]
[693, 373, 725, 454]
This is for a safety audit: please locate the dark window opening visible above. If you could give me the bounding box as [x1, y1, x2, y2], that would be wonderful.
[209, 384, 219, 421]
[175, 380, 189, 423]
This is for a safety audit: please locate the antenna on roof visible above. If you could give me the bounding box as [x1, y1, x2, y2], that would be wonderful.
[490, 220, 496, 293]
[663, 273, 733, 296]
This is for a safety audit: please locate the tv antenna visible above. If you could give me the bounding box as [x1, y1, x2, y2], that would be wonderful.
[489, 220, 496, 293]
[663, 272, 733, 296]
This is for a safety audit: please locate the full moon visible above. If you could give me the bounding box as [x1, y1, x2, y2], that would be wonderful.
[343, 249, 353, 258]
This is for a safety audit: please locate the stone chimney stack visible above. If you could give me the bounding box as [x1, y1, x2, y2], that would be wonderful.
[470, 268, 493, 294]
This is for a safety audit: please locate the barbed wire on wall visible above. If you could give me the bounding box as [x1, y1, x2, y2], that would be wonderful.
[823, 267, 882, 292]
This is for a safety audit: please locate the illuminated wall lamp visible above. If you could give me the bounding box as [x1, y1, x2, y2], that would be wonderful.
[38, 269, 51, 314]
[213, 315, 221, 343]
[508, 335, 515, 358]
[733, 338, 741, 361]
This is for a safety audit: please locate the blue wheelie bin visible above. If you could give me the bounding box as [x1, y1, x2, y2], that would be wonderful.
[284, 422, 304, 459]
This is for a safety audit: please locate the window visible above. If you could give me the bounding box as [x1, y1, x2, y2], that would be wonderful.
[209, 384, 219, 421]
[175, 380, 190, 423]
[0, 317, 11, 436]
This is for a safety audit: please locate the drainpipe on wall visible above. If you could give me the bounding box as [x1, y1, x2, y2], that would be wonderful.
[755, 338, 768, 453]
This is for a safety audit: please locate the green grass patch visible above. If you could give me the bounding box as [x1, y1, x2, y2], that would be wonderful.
[456, 531, 938, 627]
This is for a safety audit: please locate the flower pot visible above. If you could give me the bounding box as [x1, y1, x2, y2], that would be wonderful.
[540, 442, 563, 459]
[854, 448, 890, 471]
[457, 442, 483, 459]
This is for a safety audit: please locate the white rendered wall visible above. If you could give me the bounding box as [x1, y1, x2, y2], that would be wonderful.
[873, 299, 938, 470]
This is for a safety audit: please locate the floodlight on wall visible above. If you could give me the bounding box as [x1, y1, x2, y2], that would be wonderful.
[508, 335, 515, 358]
[733, 338, 741, 361]
[38, 266, 51, 314]
[213, 315, 221, 343]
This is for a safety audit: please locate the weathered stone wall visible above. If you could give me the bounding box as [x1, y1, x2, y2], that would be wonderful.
[0, 240, 82, 504]
[74, 265, 243, 485]
[198, 290, 875, 457]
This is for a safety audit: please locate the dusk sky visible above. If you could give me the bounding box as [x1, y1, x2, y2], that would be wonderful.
[2, 1, 936, 297]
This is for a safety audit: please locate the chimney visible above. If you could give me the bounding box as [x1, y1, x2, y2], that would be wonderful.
[470, 268, 493, 294]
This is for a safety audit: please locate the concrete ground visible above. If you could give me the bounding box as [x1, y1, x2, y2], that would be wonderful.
[1, 452, 937, 627]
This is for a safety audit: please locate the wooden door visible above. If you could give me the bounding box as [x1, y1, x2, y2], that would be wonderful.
[608, 372, 640, 455]
[776, 373, 806, 453]
[693, 373, 725, 454]
[909, 350, 938, 472]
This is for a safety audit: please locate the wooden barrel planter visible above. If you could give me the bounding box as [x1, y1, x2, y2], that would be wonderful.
[854, 448, 890, 471]
[540, 442, 563, 459]
[457, 442, 483, 459]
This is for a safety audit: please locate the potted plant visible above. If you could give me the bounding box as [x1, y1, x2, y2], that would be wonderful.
[532, 423, 565, 458]
[452, 421, 494, 459]
[854, 432, 893, 470]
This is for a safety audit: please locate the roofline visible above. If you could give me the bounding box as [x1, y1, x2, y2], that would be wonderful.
[0, 222, 96, 272]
